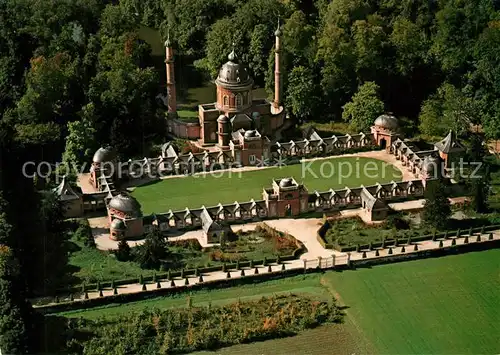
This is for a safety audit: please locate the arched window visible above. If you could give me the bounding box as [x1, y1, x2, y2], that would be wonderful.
[236, 94, 242, 107]
[223, 95, 229, 106]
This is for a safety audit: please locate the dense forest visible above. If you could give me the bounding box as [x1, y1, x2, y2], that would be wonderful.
[0, 0, 499, 353]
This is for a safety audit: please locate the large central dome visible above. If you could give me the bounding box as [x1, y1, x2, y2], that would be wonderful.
[215, 50, 253, 89]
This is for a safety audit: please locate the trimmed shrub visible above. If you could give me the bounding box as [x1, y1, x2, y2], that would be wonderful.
[388, 247, 393, 255]
[170, 280, 175, 287]
[355, 244, 360, 253]
[451, 238, 456, 246]
[142, 284, 147, 291]
[281, 263, 286, 271]
[268, 265, 272, 273]
[167, 270, 171, 280]
[84, 292, 89, 299]
[113, 287, 118, 295]
[464, 236, 469, 244]
[115, 239, 131, 261]
[476, 234, 481, 242]
[489, 233, 494, 240]
[157, 281, 161, 289]
[99, 290, 103, 297]
[439, 240, 443, 248]
[74, 219, 95, 248]
[226, 271, 231, 279]
[198, 275, 204, 283]
[236, 260, 240, 270]
[375, 249, 379, 256]
[413, 244, 418, 251]
[276, 255, 281, 264]
[362, 251, 367, 258]
[240, 269, 245, 277]
[480, 225, 485, 234]
[401, 246, 405, 253]
[254, 267, 259, 274]
[184, 278, 189, 286]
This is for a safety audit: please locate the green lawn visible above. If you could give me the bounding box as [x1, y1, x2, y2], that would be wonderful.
[68, 237, 157, 285]
[132, 156, 402, 214]
[59, 275, 330, 320]
[323, 249, 500, 354]
[60, 249, 500, 354]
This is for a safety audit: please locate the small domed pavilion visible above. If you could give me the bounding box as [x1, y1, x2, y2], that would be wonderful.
[371, 113, 400, 151]
[107, 192, 144, 240]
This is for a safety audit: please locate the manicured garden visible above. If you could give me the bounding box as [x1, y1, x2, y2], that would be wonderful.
[66, 223, 302, 287]
[169, 226, 300, 270]
[322, 214, 432, 249]
[132, 156, 402, 214]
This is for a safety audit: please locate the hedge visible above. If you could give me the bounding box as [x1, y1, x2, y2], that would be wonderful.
[40, 236, 500, 314]
[336, 224, 500, 252]
[38, 267, 305, 315]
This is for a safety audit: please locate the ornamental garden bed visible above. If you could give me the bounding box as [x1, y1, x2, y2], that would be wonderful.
[64, 223, 304, 292]
[319, 213, 492, 251]
[165, 225, 300, 270]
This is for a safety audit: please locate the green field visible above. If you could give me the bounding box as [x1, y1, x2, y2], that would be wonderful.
[59, 249, 500, 354]
[132, 156, 402, 214]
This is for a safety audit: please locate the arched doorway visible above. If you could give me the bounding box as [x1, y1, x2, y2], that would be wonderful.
[380, 138, 387, 149]
[285, 204, 292, 217]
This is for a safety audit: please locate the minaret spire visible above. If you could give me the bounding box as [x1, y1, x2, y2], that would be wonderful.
[273, 16, 282, 109]
[164, 26, 177, 117]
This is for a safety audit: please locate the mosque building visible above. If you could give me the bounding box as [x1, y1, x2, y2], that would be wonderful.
[165, 21, 286, 163]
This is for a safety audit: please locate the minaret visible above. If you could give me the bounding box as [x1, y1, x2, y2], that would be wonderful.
[273, 18, 282, 109]
[164, 31, 177, 117]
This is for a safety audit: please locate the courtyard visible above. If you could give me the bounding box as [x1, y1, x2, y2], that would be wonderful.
[131, 154, 403, 214]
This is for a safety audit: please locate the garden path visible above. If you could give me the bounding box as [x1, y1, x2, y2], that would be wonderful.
[92, 197, 468, 251]
[53, 228, 500, 304]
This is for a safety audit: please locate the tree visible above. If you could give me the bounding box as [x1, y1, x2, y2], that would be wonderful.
[286, 66, 317, 119]
[468, 134, 490, 213]
[342, 81, 384, 131]
[62, 104, 97, 169]
[419, 83, 482, 137]
[422, 180, 451, 230]
[135, 229, 169, 269]
[115, 239, 131, 262]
